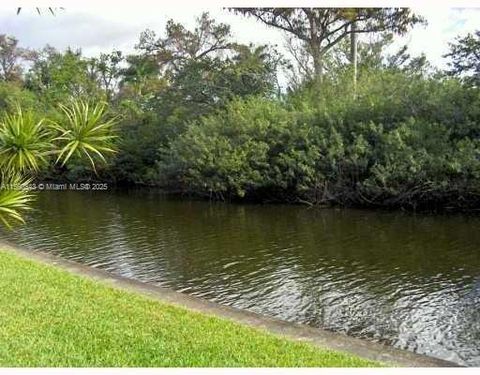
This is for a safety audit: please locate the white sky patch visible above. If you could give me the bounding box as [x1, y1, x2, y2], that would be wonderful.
[0, 6, 479, 70]
[393, 7, 480, 69]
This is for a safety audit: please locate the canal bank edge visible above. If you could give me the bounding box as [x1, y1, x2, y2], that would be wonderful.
[0, 240, 459, 368]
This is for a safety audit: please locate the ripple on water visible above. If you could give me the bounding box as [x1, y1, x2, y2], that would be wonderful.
[2, 191, 480, 366]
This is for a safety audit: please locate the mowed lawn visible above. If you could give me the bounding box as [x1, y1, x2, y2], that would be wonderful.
[0, 249, 381, 367]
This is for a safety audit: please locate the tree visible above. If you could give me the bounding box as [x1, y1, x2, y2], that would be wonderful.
[26, 46, 100, 103]
[136, 12, 233, 75]
[165, 43, 281, 105]
[234, 8, 424, 83]
[119, 54, 166, 100]
[321, 33, 430, 77]
[444, 30, 480, 86]
[132, 13, 282, 119]
[88, 51, 124, 100]
[112, 13, 284, 185]
[350, 22, 358, 91]
[0, 35, 33, 82]
[228, 43, 285, 97]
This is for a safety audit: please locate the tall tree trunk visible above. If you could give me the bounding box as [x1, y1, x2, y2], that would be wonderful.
[350, 22, 358, 95]
[312, 49, 324, 82]
[307, 11, 323, 84]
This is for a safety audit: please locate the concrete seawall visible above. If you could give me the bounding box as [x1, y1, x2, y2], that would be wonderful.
[0, 239, 460, 367]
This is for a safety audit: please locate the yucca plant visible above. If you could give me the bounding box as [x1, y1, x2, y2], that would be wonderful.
[0, 173, 35, 229]
[51, 100, 118, 172]
[0, 99, 118, 229]
[0, 107, 54, 173]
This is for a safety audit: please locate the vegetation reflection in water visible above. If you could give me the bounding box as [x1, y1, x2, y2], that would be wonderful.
[3, 190, 480, 366]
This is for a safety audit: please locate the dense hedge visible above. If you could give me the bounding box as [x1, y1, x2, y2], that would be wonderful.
[158, 71, 480, 209]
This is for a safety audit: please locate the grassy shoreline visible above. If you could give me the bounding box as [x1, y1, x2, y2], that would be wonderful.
[0, 249, 380, 367]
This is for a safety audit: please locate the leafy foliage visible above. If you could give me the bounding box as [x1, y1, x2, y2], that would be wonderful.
[160, 69, 480, 209]
[111, 14, 283, 185]
[136, 12, 233, 73]
[0, 107, 53, 172]
[235, 8, 425, 80]
[0, 99, 118, 227]
[25, 47, 101, 103]
[52, 100, 118, 171]
[445, 30, 480, 86]
[88, 50, 124, 99]
[0, 34, 34, 82]
[1, 18, 480, 214]
[0, 173, 34, 228]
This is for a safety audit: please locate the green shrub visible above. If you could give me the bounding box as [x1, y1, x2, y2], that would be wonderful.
[159, 70, 480, 210]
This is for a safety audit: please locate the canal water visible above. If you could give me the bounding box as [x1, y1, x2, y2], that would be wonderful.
[2, 190, 479, 366]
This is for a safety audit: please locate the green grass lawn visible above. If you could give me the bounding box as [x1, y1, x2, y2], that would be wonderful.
[0, 249, 381, 367]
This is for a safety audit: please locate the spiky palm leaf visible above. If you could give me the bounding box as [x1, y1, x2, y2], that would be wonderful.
[0, 107, 54, 173]
[0, 100, 118, 229]
[0, 173, 34, 229]
[52, 100, 118, 172]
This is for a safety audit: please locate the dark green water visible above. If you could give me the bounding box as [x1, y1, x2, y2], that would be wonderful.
[2, 190, 479, 366]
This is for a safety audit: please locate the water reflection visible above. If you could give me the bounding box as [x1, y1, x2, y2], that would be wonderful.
[2, 190, 480, 366]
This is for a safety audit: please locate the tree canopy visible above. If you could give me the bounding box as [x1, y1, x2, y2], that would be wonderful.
[234, 8, 425, 81]
[445, 30, 480, 86]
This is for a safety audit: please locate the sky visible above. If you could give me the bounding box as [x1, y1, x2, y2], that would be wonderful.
[0, 5, 479, 70]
